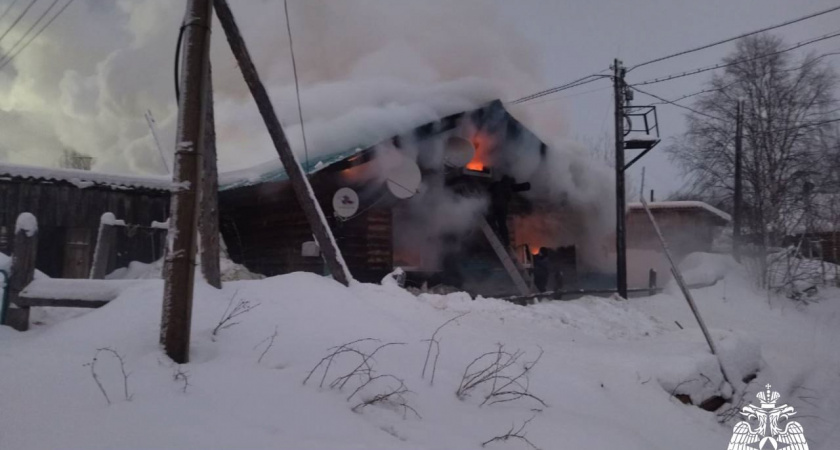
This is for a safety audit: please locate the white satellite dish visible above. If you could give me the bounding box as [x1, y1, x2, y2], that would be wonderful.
[332, 187, 360, 219]
[386, 158, 421, 199]
[443, 137, 475, 168]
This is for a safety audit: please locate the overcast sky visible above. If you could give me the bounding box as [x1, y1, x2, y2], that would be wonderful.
[0, 0, 837, 197]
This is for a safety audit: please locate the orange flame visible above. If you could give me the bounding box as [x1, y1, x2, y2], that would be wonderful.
[466, 161, 485, 171]
[465, 137, 488, 171]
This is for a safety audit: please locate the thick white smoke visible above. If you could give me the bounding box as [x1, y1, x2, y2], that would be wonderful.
[0, 0, 615, 272]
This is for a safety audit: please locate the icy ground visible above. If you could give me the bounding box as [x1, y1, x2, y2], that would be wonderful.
[1, 253, 839, 449]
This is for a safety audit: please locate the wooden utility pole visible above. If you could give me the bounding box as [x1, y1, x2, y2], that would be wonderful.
[4, 213, 38, 331]
[613, 59, 628, 298]
[199, 63, 222, 289]
[213, 0, 352, 286]
[160, 0, 213, 364]
[733, 99, 744, 262]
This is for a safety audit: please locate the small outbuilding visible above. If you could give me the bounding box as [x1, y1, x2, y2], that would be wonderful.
[625, 201, 731, 286]
[0, 163, 171, 278]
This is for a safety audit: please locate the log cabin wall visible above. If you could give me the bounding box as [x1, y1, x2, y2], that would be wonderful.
[219, 173, 394, 283]
[0, 178, 169, 278]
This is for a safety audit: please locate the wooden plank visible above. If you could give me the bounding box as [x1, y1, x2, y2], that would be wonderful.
[90, 214, 118, 279]
[199, 62, 222, 288]
[16, 297, 109, 308]
[478, 217, 532, 296]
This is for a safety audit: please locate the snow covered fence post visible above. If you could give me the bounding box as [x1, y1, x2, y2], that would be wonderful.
[160, 0, 213, 364]
[90, 213, 118, 280]
[3, 213, 38, 331]
[213, 0, 352, 286]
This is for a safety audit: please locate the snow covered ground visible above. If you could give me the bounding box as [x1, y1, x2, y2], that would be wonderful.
[1, 253, 839, 449]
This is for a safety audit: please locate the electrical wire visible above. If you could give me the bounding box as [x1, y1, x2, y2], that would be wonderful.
[634, 85, 840, 136]
[284, 0, 309, 169]
[631, 30, 840, 87]
[509, 72, 610, 104]
[0, 0, 21, 24]
[0, 0, 38, 46]
[627, 4, 840, 72]
[630, 85, 727, 121]
[0, 0, 74, 72]
[0, 0, 59, 67]
[512, 84, 612, 107]
[174, 22, 185, 102]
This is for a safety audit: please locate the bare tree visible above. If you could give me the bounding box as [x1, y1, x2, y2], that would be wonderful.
[667, 34, 838, 286]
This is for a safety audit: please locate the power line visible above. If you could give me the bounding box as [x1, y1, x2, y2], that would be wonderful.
[284, 0, 309, 169]
[627, 4, 840, 72]
[512, 84, 612, 107]
[509, 71, 610, 104]
[0, 0, 22, 24]
[633, 49, 838, 107]
[630, 85, 726, 122]
[0, 0, 38, 46]
[0, 0, 60, 67]
[647, 79, 742, 107]
[634, 85, 840, 136]
[631, 30, 840, 87]
[0, 0, 75, 72]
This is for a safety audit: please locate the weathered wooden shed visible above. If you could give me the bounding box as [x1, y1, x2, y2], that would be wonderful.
[0, 163, 171, 278]
[626, 201, 730, 255]
[624, 201, 730, 286]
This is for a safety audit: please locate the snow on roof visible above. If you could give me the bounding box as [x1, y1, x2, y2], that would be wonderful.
[627, 200, 731, 222]
[218, 147, 363, 191]
[0, 162, 173, 192]
[218, 100, 520, 191]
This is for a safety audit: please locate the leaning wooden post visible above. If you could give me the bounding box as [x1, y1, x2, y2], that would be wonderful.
[639, 195, 735, 389]
[199, 62, 222, 289]
[90, 213, 118, 280]
[160, 0, 213, 364]
[213, 0, 352, 286]
[4, 213, 38, 331]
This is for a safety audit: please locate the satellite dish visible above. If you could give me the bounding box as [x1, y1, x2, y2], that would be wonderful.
[386, 158, 421, 199]
[443, 137, 475, 168]
[332, 187, 360, 219]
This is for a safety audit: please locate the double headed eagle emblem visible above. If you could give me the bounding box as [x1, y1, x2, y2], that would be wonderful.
[727, 384, 809, 450]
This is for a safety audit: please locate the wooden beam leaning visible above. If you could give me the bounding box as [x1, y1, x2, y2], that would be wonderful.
[160, 0, 213, 364]
[638, 194, 735, 389]
[4, 213, 38, 331]
[199, 62, 222, 289]
[213, 0, 352, 286]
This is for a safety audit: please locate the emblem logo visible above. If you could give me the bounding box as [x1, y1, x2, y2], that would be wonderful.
[727, 384, 809, 450]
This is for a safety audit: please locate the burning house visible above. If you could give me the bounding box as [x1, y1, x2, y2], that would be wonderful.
[218, 100, 617, 297]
